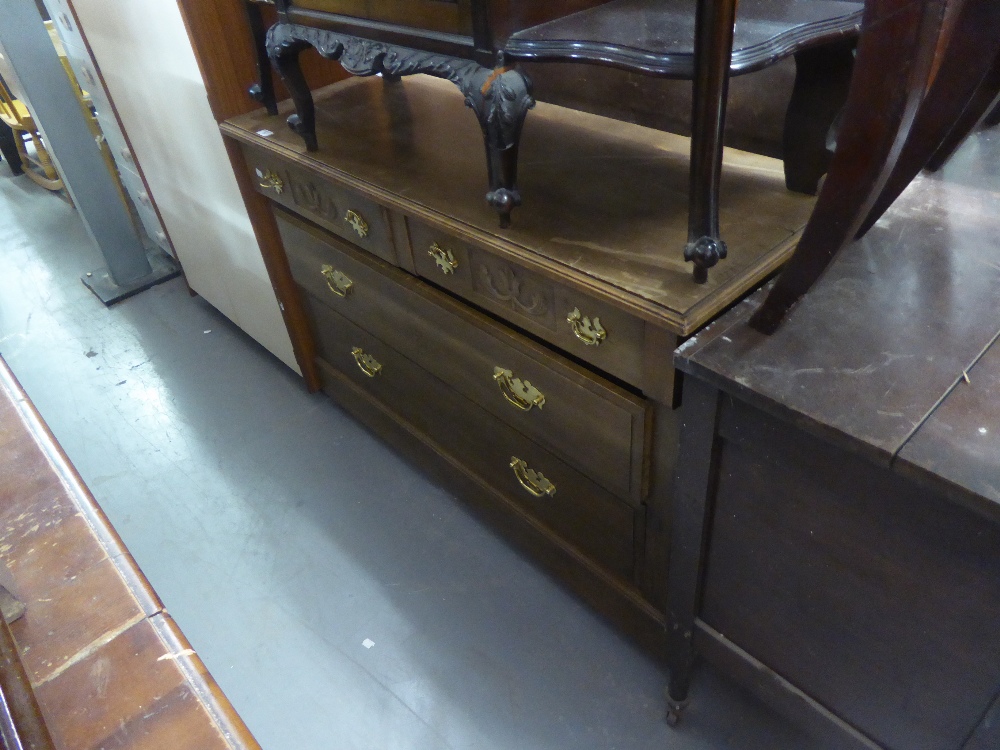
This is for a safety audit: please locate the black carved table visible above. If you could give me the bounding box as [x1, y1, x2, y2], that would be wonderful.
[252, 0, 861, 281]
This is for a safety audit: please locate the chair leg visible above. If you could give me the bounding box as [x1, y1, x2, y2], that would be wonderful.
[0, 120, 22, 175]
[28, 131, 59, 182]
[684, 0, 738, 284]
[245, 0, 278, 116]
[925, 49, 1000, 171]
[750, 0, 950, 333]
[782, 39, 855, 195]
[855, 0, 1000, 238]
[985, 100, 1000, 127]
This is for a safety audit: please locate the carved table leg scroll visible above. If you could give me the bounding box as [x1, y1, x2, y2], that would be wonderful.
[266, 24, 534, 227]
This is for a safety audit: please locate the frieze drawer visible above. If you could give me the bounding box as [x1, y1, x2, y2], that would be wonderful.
[243, 144, 397, 266]
[307, 299, 639, 582]
[279, 210, 650, 505]
[408, 218, 650, 391]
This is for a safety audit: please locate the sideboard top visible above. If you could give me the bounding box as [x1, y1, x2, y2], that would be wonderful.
[675, 127, 1000, 514]
[222, 75, 815, 334]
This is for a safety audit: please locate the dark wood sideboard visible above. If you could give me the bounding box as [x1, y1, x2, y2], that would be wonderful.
[221, 74, 816, 653]
[668, 130, 1000, 749]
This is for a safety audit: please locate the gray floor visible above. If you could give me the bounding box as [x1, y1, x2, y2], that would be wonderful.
[0, 167, 831, 749]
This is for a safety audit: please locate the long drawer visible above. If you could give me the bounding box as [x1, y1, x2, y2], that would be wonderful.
[406, 217, 659, 393]
[306, 296, 639, 581]
[244, 145, 399, 266]
[279, 210, 650, 505]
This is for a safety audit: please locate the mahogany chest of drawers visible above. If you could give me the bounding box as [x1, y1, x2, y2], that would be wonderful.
[222, 74, 815, 651]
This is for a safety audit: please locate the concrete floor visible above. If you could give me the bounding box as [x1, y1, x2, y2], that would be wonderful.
[0, 166, 831, 749]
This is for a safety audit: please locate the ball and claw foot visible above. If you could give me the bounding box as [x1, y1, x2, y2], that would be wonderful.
[487, 188, 521, 229]
[287, 114, 318, 152]
[684, 236, 728, 284]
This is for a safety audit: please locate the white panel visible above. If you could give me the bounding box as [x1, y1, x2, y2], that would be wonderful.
[67, 0, 299, 374]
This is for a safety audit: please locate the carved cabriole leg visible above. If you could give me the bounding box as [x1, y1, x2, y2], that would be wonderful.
[267, 27, 319, 151]
[685, 0, 738, 284]
[245, 0, 278, 116]
[465, 64, 534, 228]
[782, 39, 856, 195]
[265, 23, 534, 226]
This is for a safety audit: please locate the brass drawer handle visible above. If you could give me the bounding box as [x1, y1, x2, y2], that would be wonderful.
[351, 347, 382, 378]
[510, 457, 556, 498]
[493, 367, 545, 411]
[321, 264, 353, 298]
[344, 209, 369, 238]
[428, 242, 458, 274]
[257, 168, 284, 194]
[567, 307, 607, 346]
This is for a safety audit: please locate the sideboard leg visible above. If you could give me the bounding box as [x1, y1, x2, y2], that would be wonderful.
[782, 39, 855, 195]
[466, 66, 534, 228]
[665, 378, 722, 727]
[268, 33, 318, 151]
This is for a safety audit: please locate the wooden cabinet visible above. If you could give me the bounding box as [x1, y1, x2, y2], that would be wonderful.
[667, 129, 1000, 749]
[221, 72, 816, 651]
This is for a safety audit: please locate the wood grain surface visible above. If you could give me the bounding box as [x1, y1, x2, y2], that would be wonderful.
[222, 74, 815, 334]
[0, 357, 259, 750]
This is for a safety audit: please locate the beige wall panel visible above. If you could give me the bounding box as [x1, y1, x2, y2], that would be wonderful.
[69, 0, 299, 374]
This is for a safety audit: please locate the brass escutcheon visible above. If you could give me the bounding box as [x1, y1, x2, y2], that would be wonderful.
[509, 457, 556, 498]
[344, 210, 369, 238]
[566, 307, 607, 346]
[428, 242, 458, 274]
[493, 367, 545, 411]
[351, 347, 382, 378]
[321, 265, 353, 298]
[258, 169, 284, 194]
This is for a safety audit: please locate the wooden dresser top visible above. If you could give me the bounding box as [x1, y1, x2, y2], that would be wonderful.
[222, 75, 815, 334]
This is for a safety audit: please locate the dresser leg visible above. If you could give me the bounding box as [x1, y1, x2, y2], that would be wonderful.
[267, 31, 317, 151]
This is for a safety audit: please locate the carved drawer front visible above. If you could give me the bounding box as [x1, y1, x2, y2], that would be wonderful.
[243, 145, 397, 266]
[407, 219, 649, 391]
[307, 298, 638, 581]
[279, 211, 650, 505]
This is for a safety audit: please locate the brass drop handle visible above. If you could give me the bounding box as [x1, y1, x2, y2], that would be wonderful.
[344, 209, 369, 238]
[493, 367, 545, 411]
[566, 307, 607, 346]
[257, 168, 284, 194]
[351, 347, 382, 378]
[321, 264, 353, 298]
[510, 457, 556, 498]
[428, 242, 458, 274]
